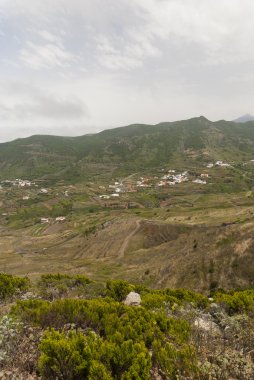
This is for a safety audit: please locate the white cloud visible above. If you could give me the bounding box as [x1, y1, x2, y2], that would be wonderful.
[1, 0, 254, 141]
[39, 30, 62, 44]
[96, 36, 143, 70]
[95, 27, 161, 71]
[19, 39, 77, 70]
[0, 81, 88, 123]
[134, 0, 254, 65]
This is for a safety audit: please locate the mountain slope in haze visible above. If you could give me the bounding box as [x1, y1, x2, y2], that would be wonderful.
[1, 116, 254, 179]
[233, 114, 254, 123]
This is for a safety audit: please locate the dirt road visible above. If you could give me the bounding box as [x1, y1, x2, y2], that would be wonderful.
[118, 220, 140, 259]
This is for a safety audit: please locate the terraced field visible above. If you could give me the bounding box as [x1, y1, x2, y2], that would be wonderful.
[0, 192, 254, 294]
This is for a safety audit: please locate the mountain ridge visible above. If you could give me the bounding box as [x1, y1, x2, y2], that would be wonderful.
[1, 116, 254, 180]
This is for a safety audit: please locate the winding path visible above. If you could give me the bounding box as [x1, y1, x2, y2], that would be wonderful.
[118, 220, 141, 259]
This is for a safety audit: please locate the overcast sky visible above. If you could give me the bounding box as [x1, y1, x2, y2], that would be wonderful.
[0, 0, 254, 142]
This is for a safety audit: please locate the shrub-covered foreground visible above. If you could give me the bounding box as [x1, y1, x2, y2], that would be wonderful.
[12, 297, 197, 379]
[1, 275, 254, 379]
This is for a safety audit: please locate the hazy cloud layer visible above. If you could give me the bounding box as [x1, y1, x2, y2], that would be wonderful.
[0, 0, 254, 141]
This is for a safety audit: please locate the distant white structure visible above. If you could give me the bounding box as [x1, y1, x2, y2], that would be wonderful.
[193, 179, 207, 185]
[1, 179, 35, 188]
[160, 171, 188, 184]
[99, 195, 110, 199]
[41, 218, 50, 224]
[22, 196, 30, 200]
[206, 163, 214, 168]
[55, 216, 66, 222]
[40, 188, 48, 194]
[158, 181, 167, 187]
[111, 193, 120, 197]
[215, 161, 230, 167]
[18, 180, 32, 187]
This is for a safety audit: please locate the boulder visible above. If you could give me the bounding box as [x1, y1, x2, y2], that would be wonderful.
[124, 292, 141, 306]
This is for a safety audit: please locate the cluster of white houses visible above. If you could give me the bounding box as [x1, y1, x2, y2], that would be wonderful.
[158, 171, 189, 186]
[1, 179, 35, 187]
[98, 159, 234, 199]
[207, 161, 231, 168]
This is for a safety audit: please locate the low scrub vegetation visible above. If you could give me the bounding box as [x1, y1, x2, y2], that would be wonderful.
[0, 274, 253, 379]
[38, 273, 94, 300]
[214, 289, 254, 314]
[0, 273, 30, 301]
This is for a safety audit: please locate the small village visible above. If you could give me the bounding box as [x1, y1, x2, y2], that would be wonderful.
[98, 160, 233, 199]
[0, 158, 235, 221]
[0, 159, 234, 204]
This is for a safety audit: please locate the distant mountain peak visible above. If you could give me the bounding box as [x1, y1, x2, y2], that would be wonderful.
[233, 114, 254, 123]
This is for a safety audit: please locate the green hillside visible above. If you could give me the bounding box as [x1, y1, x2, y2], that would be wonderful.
[1, 117, 254, 180]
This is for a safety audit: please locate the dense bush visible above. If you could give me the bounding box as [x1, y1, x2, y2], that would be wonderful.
[12, 297, 197, 379]
[39, 329, 151, 380]
[142, 288, 208, 311]
[214, 289, 254, 314]
[106, 280, 135, 302]
[0, 273, 30, 301]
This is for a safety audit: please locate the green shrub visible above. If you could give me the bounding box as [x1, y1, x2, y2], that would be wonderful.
[39, 329, 151, 380]
[163, 288, 208, 309]
[0, 273, 30, 301]
[142, 288, 208, 310]
[214, 289, 254, 314]
[141, 293, 178, 310]
[39, 329, 97, 379]
[38, 274, 93, 300]
[106, 280, 134, 302]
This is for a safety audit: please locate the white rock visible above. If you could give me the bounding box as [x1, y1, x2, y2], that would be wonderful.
[124, 292, 141, 306]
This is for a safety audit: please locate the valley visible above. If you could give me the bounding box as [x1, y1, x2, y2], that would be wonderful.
[1, 117, 254, 379]
[1, 117, 254, 293]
